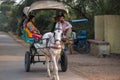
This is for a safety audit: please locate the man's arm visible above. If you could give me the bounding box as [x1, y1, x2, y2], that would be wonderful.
[64, 21, 72, 30]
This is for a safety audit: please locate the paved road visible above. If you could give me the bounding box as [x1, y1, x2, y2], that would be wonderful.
[0, 32, 87, 80]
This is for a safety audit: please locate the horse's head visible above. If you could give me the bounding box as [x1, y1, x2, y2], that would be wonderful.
[53, 28, 63, 45]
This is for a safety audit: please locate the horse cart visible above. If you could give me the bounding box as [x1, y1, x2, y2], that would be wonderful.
[71, 19, 90, 53]
[23, 1, 68, 80]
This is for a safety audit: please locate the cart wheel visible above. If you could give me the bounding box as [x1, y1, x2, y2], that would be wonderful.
[24, 51, 31, 72]
[84, 42, 90, 53]
[60, 50, 68, 72]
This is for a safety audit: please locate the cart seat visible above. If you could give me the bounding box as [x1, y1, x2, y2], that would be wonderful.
[21, 30, 34, 43]
[77, 36, 87, 39]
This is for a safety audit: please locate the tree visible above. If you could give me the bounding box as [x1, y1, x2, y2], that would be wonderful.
[0, 0, 16, 32]
[87, 0, 120, 15]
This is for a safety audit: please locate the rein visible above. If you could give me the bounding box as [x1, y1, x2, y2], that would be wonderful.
[53, 32, 61, 45]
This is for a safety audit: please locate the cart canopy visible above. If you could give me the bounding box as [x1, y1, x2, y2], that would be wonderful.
[28, 1, 68, 14]
[71, 19, 88, 23]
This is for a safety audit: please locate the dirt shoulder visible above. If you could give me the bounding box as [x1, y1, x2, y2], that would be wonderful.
[68, 51, 120, 80]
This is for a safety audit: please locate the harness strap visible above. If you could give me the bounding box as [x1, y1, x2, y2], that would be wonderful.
[50, 46, 61, 49]
[38, 49, 50, 57]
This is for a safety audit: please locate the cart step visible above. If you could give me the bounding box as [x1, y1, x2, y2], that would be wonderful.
[38, 55, 45, 56]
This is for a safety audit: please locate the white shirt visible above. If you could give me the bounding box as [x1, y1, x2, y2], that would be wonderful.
[62, 21, 72, 31]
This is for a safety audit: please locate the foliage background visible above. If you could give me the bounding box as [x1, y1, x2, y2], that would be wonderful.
[0, 0, 120, 38]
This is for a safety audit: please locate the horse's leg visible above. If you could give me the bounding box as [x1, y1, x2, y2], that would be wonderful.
[50, 57, 53, 72]
[56, 54, 60, 67]
[49, 57, 54, 80]
[46, 55, 51, 77]
[51, 53, 59, 80]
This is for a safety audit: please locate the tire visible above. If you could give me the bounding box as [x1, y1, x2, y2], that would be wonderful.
[24, 51, 31, 72]
[76, 44, 82, 53]
[76, 41, 83, 53]
[60, 50, 68, 72]
[84, 42, 90, 53]
[77, 41, 90, 53]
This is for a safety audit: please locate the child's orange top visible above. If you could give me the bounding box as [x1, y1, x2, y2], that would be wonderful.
[25, 21, 35, 38]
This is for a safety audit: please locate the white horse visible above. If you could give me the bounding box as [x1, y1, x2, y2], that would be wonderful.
[34, 29, 63, 80]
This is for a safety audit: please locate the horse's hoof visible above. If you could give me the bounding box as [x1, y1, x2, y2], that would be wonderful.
[47, 74, 51, 77]
[51, 78, 54, 80]
[47, 75, 49, 77]
[52, 76, 56, 80]
[50, 77, 53, 80]
[43, 62, 45, 65]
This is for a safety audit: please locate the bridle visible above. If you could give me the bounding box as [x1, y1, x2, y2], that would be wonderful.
[53, 29, 62, 45]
